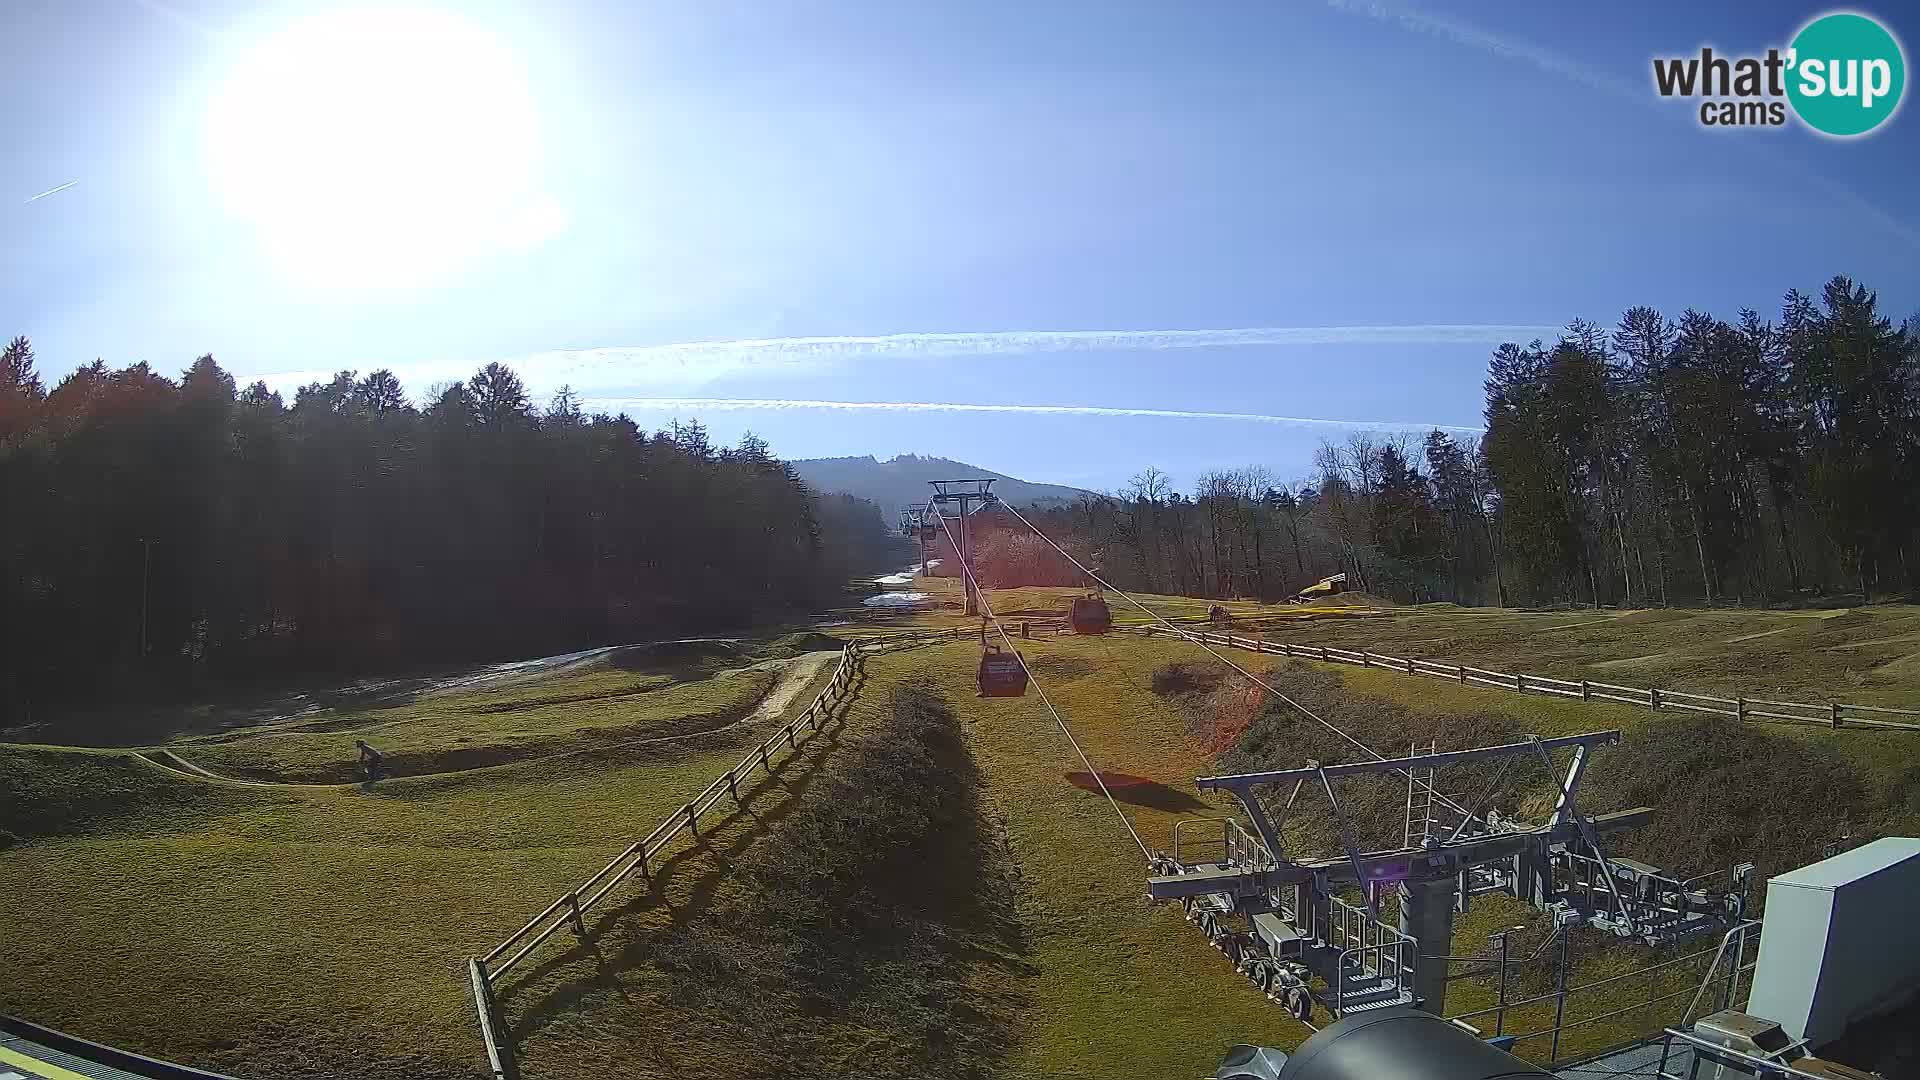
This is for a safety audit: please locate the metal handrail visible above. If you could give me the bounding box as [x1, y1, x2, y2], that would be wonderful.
[1682, 919, 1761, 1027]
[1655, 1027, 1835, 1080]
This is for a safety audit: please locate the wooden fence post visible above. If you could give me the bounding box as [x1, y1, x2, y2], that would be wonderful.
[1405, 657, 1416, 675]
[567, 891, 585, 936]
[636, 844, 649, 880]
[1649, 687, 1661, 712]
[684, 802, 698, 838]
[1581, 679, 1591, 701]
[727, 770, 740, 804]
[1361, 650, 1371, 668]
[1830, 702, 1842, 729]
[1736, 696, 1746, 721]
[1516, 673, 1527, 693]
[1321, 646, 1331, 662]
[1457, 664, 1466, 683]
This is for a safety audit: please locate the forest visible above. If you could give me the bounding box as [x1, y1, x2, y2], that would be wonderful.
[0, 349, 895, 723]
[1005, 277, 1919, 608]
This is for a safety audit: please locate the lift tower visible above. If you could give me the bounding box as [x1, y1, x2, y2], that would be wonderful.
[898, 506, 935, 576]
[928, 479, 996, 617]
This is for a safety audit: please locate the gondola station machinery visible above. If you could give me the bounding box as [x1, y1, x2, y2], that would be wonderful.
[1210, 838, 1920, 1080]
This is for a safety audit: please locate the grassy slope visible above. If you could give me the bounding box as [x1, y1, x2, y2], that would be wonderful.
[0, 660, 841, 1080]
[870, 573, 1920, 704]
[890, 636, 1315, 1078]
[1256, 603, 1920, 707]
[182, 666, 777, 783]
[5, 585, 1915, 1079]
[491, 638, 1311, 1080]
[855, 586, 1917, 1066]
[508, 680, 1027, 1080]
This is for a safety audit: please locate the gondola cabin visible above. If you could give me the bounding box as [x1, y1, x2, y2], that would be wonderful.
[1069, 594, 1112, 635]
[977, 643, 1029, 697]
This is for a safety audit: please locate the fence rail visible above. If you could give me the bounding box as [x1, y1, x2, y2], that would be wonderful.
[1126, 627, 1920, 732]
[463, 628, 966, 1078]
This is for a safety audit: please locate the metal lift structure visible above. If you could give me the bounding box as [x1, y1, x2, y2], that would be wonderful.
[924, 479, 997, 617]
[1146, 729, 1754, 1022]
[898, 505, 940, 577]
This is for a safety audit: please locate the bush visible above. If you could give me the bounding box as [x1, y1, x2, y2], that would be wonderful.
[1149, 661, 1230, 700]
[1585, 716, 1870, 884]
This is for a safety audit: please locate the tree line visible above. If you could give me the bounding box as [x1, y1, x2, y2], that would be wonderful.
[0, 347, 895, 723]
[1018, 277, 1919, 608]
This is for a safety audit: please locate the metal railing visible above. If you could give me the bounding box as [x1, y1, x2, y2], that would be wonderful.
[1324, 894, 1414, 1009]
[1443, 919, 1761, 1068]
[1654, 1026, 1834, 1080]
[1121, 628, 1920, 732]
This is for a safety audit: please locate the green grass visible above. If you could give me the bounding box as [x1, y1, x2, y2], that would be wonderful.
[0, 655, 839, 1080]
[1253, 603, 1920, 706]
[180, 666, 778, 783]
[3, 600, 1915, 1079]
[556, 681, 1025, 1080]
[889, 635, 1316, 1077]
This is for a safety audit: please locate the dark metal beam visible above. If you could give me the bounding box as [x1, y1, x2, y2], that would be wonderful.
[1145, 807, 1652, 900]
[1195, 730, 1621, 788]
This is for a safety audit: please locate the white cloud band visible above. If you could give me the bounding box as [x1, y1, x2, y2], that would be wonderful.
[582, 396, 1486, 434]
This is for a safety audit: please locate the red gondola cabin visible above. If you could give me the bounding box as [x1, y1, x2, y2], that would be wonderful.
[1069, 594, 1112, 635]
[977, 644, 1029, 697]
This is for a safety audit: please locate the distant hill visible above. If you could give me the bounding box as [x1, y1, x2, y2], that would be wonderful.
[790, 454, 1095, 523]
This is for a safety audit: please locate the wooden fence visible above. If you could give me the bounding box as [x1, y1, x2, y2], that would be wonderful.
[1129, 627, 1920, 732]
[463, 628, 964, 1078]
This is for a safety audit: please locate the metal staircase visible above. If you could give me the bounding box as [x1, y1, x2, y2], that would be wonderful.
[1315, 894, 1416, 1014]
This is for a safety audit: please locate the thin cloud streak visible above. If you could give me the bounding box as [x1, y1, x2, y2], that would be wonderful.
[1325, 0, 1920, 249]
[582, 396, 1487, 434]
[24, 181, 79, 204]
[251, 324, 1557, 398]
[515, 324, 1559, 389]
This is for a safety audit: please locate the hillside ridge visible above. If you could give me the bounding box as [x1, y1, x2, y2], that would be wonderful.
[790, 453, 1093, 521]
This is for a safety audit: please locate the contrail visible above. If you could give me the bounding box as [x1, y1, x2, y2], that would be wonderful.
[248, 323, 1557, 397]
[515, 324, 1558, 387]
[24, 181, 78, 205]
[580, 396, 1486, 434]
[1326, 0, 1638, 103]
[1325, 0, 1920, 248]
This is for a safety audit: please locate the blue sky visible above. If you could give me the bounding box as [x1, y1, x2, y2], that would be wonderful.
[4, 0, 1915, 492]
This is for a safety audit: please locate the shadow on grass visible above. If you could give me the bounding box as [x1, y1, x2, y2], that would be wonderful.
[491, 658, 873, 1049]
[1065, 771, 1210, 812]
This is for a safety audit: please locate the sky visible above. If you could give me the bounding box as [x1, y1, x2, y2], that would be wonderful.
[4, 0, 1916, 492]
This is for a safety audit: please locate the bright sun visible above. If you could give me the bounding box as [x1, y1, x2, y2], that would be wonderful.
[206, 7, 562, 293]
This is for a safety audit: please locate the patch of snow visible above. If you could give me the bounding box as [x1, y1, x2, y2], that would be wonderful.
[864, 591, 930, 608]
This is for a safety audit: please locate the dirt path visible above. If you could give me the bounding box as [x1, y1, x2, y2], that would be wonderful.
[133, 749, 327, 789]
[749, 651, 837, 721]
[127, 650, 846, 790]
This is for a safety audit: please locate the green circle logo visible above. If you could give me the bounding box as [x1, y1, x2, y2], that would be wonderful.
[1787, 12, 1906, 136]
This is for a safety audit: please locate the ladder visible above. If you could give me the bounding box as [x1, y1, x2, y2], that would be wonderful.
[1404, 741, 1437, 849]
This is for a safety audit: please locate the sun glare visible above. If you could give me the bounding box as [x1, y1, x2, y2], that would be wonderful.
[205, 7, 563, 293]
